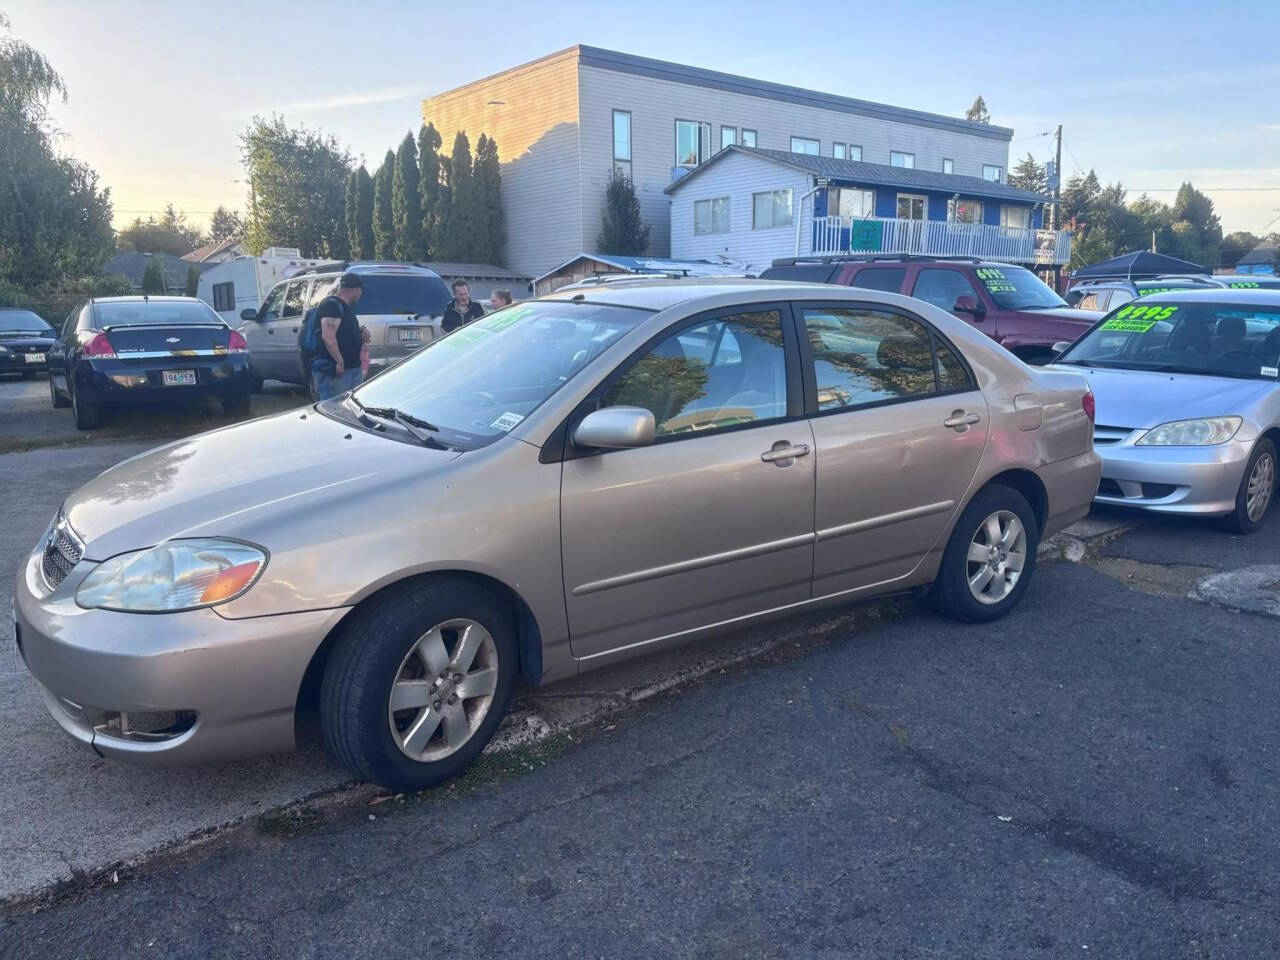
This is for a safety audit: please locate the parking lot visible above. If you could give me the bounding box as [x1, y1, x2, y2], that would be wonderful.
[3, 371, 1280, 952]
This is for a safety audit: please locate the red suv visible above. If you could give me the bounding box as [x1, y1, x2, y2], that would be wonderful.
[762, 256, 1102, 364]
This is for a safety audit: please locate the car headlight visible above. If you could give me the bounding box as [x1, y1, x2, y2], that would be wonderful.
[76, 538, 267, 612]
[1136, 417, 1242, 446]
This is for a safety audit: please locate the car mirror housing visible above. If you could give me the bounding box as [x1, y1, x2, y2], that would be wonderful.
[574, 406, 656, 450]
[953, 295, 984, 316]
[240, 308, 258, 321]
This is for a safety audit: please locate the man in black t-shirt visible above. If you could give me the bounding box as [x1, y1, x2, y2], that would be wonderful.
[314, 272, 368, 400]
[441, 280, 485, 333]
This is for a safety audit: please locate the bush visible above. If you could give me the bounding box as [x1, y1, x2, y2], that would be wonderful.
[0, 274, 133, 324]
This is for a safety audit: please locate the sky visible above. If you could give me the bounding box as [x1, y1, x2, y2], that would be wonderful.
[10, 0, 1280, 236]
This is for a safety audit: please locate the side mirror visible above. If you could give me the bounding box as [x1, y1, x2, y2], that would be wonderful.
[574, 406, 656, 450]
[240, 308, 258, 321]
[953, 295, 985, 317]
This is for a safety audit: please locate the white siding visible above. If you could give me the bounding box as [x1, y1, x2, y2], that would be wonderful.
[670, 151, 813, 275]
[421, 51, 582, 278]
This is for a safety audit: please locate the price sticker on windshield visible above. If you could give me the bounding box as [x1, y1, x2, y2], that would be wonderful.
[976, 267, 1015, 294]
[1230, 281, 1260, 289]
[1100, 304, 1178, 332]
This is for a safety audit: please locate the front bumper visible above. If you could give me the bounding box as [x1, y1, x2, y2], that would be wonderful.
[13, 545, 349, 764]
[1093, 438, 1251, 516]
[0, 351, 50, 373]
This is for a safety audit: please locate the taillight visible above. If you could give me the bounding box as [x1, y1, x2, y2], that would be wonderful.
[228, 330, 247, 352]
[83, 332, 115, 357]
[1082, 389, 1096, 424]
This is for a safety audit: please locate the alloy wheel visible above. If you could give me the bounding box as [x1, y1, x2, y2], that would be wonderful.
[965, 510, 1027, 605]
[387, 618, 499, 762]
[1246, 452, 1275, 523]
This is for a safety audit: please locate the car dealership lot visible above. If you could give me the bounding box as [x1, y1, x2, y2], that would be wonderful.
[1, 378, 1278, 943]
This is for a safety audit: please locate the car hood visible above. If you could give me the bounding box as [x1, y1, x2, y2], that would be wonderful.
[1045, 363, 1271, 429]
[64, 406, 462, 559]
[1014, 306, 1101, 325]
[0, 333, 55, 346]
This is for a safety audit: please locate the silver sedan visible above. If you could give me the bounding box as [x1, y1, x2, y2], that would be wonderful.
[14, 280, 1099, 791]
[1049, 289, 1280, 532]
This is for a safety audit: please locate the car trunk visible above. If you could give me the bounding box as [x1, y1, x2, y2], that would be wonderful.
[103, 323, 232, 361]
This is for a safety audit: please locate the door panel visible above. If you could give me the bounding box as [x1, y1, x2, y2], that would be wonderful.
[270, 280, 309, 382]
[246, 285, 285, 379]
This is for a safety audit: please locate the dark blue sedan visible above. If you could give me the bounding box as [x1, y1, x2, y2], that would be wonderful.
[0, 308, 56, 378]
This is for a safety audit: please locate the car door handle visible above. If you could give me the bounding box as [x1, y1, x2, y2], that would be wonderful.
[761, 442, 810, 463]
[943, 411, 982, 431]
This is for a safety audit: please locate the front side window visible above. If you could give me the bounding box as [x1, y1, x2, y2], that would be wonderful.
[259, 285, 285, 321]
[741, 129, 757, 148]
[833, 142, 846, 160]
[950, 199, 984, 224]
[942, 158, 954, 175]
[913, 269, 983, 312]
[211, 282, 235, 312]
[281, 280, 308, 319]
[348, 301, 648, 449]
[720, 126, 736, 151]
[694, 197, 731, 236]
[890, 151, 915, 169]
[790, 137, 819, 156]
[1000, 204, 1031, 229]
[602, 311, 788, 437]
[752, 189, 793, 229]
[675, 120, 702, 167]
[803, 307, 959, 410]
[983, 164, 1003, 182]
[896, 194, 926, 220]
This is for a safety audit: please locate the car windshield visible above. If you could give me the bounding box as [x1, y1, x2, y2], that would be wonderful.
[1220, 277, 1280, 291]
[95, 300, 222, 327]
[340, 274, 452, 317]
[339, 300, 650, 449]
[1058, 300, 1280, 380]
[0, 310, 52, 333]
[975, 265, 1067, 310]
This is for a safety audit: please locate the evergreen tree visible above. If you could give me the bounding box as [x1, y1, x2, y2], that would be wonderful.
[208, 205, 244, 240]
[1007, 153, 1049, 195]
[417, 122, 442, 259]
[344, 169, 361, 258]
[184, 264, 200, 297]
[392, 132, 424, 260]
[372, 149, 395, 260]
[598, 168, 649, 256]
[468, 134, 492, 262]
[440, 131, 475, 260]
[434, 153, 453, 260]
[964, 96, 990, 123]
[141, 258, 165, 294]
[474, 133, 505, 265]
[353, 164, 375, 261]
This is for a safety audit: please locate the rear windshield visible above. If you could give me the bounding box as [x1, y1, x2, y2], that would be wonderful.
[320, 274, 452, 318]
[94, 300, 223, 327]
[1058, 301, 1280, 380]
[0, 310, 53, 333]
[1134, 281, 1212, 295]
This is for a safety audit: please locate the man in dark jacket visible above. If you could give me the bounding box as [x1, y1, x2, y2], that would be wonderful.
[441, 280, 485, 333]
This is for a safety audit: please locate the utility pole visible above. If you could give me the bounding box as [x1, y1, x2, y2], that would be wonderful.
[1152, 229, 1157, 253]
[1051, 124, 1062, 231]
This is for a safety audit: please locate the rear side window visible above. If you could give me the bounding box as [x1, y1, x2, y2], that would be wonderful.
[849, 268, 906, 293]
[308, 277, 338, 307]
[1076, 291, 1109, 311]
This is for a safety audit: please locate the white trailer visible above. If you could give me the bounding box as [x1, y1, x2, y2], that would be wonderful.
[196, 247, 325, 324]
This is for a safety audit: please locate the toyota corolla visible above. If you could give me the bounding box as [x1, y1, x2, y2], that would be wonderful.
[14, 280, 1099, 791]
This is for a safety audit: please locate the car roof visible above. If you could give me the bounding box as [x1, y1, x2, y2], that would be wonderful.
[771, 256, 1021, 271]
[1132, 288, 1280, 305]
[88, 295, 205, 304]
[539, 276, 834, 311]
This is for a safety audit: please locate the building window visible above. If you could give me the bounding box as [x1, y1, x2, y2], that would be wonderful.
[613, 110, 631, 178]
[942, 158, 954, 175]
[983, 164, 1003, 182]
[896, 194, 927, 220]
[890, 151, 915, 169]
[212, 281, 235, 312]
[741, 129, 757, 148]
[949, 198, 984, 224]
[790, 136, 819, 156]
[752, 189, 794, 229]
[849, 145, 862, 162]
[829, 187, 875, 220]
[1000, 205, 1031, 229]
[675, 119, 705, 168]
[833, 142, 846, 160]
[694, 196, 731, 235]
[720, 126, 736, 152]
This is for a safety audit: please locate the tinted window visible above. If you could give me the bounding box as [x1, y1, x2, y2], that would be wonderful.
[281, 281, 307, 319]
[762, 264, 835, 284]
[603, 311, 787, 438]
[850, 268, 906, 293]
[1077, 292, 1108, 311]
[0, 310, 52, 333]
[803, 307, 940, 410]
[93, 300, 222, 327]
[1108, 289, 1134, 307]
[913, 269, 981, 312]
[356, 274, 452, 317]
[974, 265, 1067, 310]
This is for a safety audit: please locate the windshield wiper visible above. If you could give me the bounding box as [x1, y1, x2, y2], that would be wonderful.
[347, 397, 446, 448]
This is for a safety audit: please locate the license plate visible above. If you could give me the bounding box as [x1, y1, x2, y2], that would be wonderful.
[162, 369, 197, 386]
[24, 353, 44, 364]
[398, 329, 424, 342]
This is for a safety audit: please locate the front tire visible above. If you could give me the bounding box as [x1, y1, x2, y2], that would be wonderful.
[1224, 439, 1276, 535]
[931, 484, 1039, 623]
[50, 375, 69, 408]
[320, 578, 518, 791]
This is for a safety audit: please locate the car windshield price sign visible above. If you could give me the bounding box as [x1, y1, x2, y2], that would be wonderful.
[976, 267, 1016, 294]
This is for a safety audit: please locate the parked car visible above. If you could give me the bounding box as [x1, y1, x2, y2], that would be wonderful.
[47, 296, 252, 430]
[1197, 274, 1280, 291]
[239, 261, 452, 393]
[762, 255, 1102, 364]
[1063, 276, 1218, 311]
[0, 307, 56, 378]
[1048, 289, 1280, 532]
[15, 279, 1099, 790]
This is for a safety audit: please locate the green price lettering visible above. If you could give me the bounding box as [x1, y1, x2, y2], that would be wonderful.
[1230, 281, 1260, 289]
[1115, 304, 1177, 321]
[1100, 317, 1158, 333]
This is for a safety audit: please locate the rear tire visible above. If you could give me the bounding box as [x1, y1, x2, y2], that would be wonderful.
[249, 376, 264, 394]
[50, 375, 69, 408]
[1223, 439, 1276, 535]
[930, 484, 1039, 623]
[320, 578, 518, 791]
[71, 382, 101, 430]
[221, 392, 251, 417]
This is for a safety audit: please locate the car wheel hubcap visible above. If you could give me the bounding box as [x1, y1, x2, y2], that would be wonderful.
[1246, 453, 1275, 523]
[387, 618, 498, 763]
[965, 510, 1026, 605]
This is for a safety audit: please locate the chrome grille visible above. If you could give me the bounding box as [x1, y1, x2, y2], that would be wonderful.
[1093, 425, 1134, 446]
[40, 511, 84, 589]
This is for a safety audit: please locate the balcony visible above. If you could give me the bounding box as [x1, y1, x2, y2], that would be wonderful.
[812, 216, 1072, 266]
